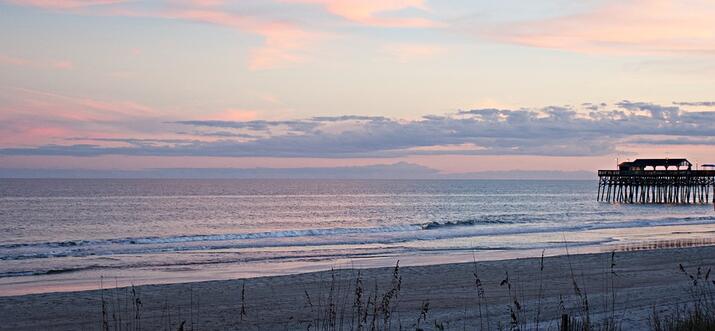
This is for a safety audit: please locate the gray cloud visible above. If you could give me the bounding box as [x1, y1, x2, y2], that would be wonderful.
[615, 100, 679, 120]
[626, 137, 715, 146]
[173, 120, 320, 132]
[3, 101, 715, 158]
[176, 131, 261, 138]
[673, 101, 715, 107]
[309, 115, 389, 122]
[67, 137, 199, 145]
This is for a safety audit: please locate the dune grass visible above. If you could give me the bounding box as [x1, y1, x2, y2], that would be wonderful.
[94, 251, 715, 331]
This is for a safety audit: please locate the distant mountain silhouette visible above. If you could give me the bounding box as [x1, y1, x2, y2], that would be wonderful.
[0, 162, 594, 180]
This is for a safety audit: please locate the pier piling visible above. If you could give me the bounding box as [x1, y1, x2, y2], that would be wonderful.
[597, 170, 715, 205]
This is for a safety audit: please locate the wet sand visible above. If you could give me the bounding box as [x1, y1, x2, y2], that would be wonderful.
[5, 222, 715, 298]
[2, 244, 715, 330]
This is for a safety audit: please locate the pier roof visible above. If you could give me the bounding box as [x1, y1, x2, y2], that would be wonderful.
[618, 158, 691, 171]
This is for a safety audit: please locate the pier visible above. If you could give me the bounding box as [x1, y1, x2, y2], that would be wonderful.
[597, 159, 715, 204]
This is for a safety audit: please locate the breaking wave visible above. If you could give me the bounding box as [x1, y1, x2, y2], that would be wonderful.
[3, 214, 715, 263]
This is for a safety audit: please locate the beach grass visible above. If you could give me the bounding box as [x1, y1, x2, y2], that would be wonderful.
[89, 249, 715, 331]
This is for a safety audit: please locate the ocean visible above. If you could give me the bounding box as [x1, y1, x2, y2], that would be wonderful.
[2, 179, 714, 295]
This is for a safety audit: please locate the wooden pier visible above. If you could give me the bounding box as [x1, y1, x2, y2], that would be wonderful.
[597, 159, 715, 205]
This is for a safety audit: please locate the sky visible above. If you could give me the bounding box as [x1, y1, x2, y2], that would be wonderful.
[1, 0, 715, 174]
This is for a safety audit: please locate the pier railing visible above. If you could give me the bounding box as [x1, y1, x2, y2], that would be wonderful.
[598, 170, 715, 177]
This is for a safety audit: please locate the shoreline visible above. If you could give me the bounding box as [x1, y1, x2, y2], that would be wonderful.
[2, 244, 715, 330]
[4, 222, 715, 297]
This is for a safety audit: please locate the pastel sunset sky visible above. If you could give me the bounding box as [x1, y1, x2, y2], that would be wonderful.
[1, 0, 715, 173]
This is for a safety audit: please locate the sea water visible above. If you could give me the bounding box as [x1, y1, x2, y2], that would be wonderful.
[2, 179, 714, 295]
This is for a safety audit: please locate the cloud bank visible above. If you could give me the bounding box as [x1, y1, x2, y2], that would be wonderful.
[3, 101, 715, 158]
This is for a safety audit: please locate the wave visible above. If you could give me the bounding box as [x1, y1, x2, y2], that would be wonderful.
[1, 211, 627, 250]
[2, 224, 421, 249]
[0, 210, 630, 249]
[0, 248, 404, 279]
[421, 218, 516, 230]
[419, 211, 628, 230]
[0, 212, 578, 253]
[0, 267, 89, 278]
[3, 214, 715, 262]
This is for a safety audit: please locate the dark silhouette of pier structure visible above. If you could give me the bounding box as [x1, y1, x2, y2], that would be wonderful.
[597, 158, 715, 205]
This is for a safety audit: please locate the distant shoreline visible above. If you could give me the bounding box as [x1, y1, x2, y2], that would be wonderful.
[0, 163, 597, 180]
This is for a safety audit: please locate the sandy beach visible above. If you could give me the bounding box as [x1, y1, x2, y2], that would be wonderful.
[1, 244, 714, 330]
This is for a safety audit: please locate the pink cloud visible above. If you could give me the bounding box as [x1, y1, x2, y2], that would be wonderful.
[87, 5, 323, 70]
[185, 0, 224, 6]
[78, 99, 157, 117]
[381, 43, 445, 62]
[207, 108, 259, 121]
[162, 9, 322, 69]
[0, 87, 269, 148]
[108, 70, 138, 79]
[0, 124, 73, 146]
[283, 0, 436, 28]
[4, 0, 126, 9]
[3, 87, 158, 122]
[489, 0, 715, 55]
[6, 1, 320, 70]
[6, 0, 438, 69]
[0, 87, 171, 146]
[0, 54, 30, 66]
[0, 53, 73, 70]
[51, 60, 74, 69]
